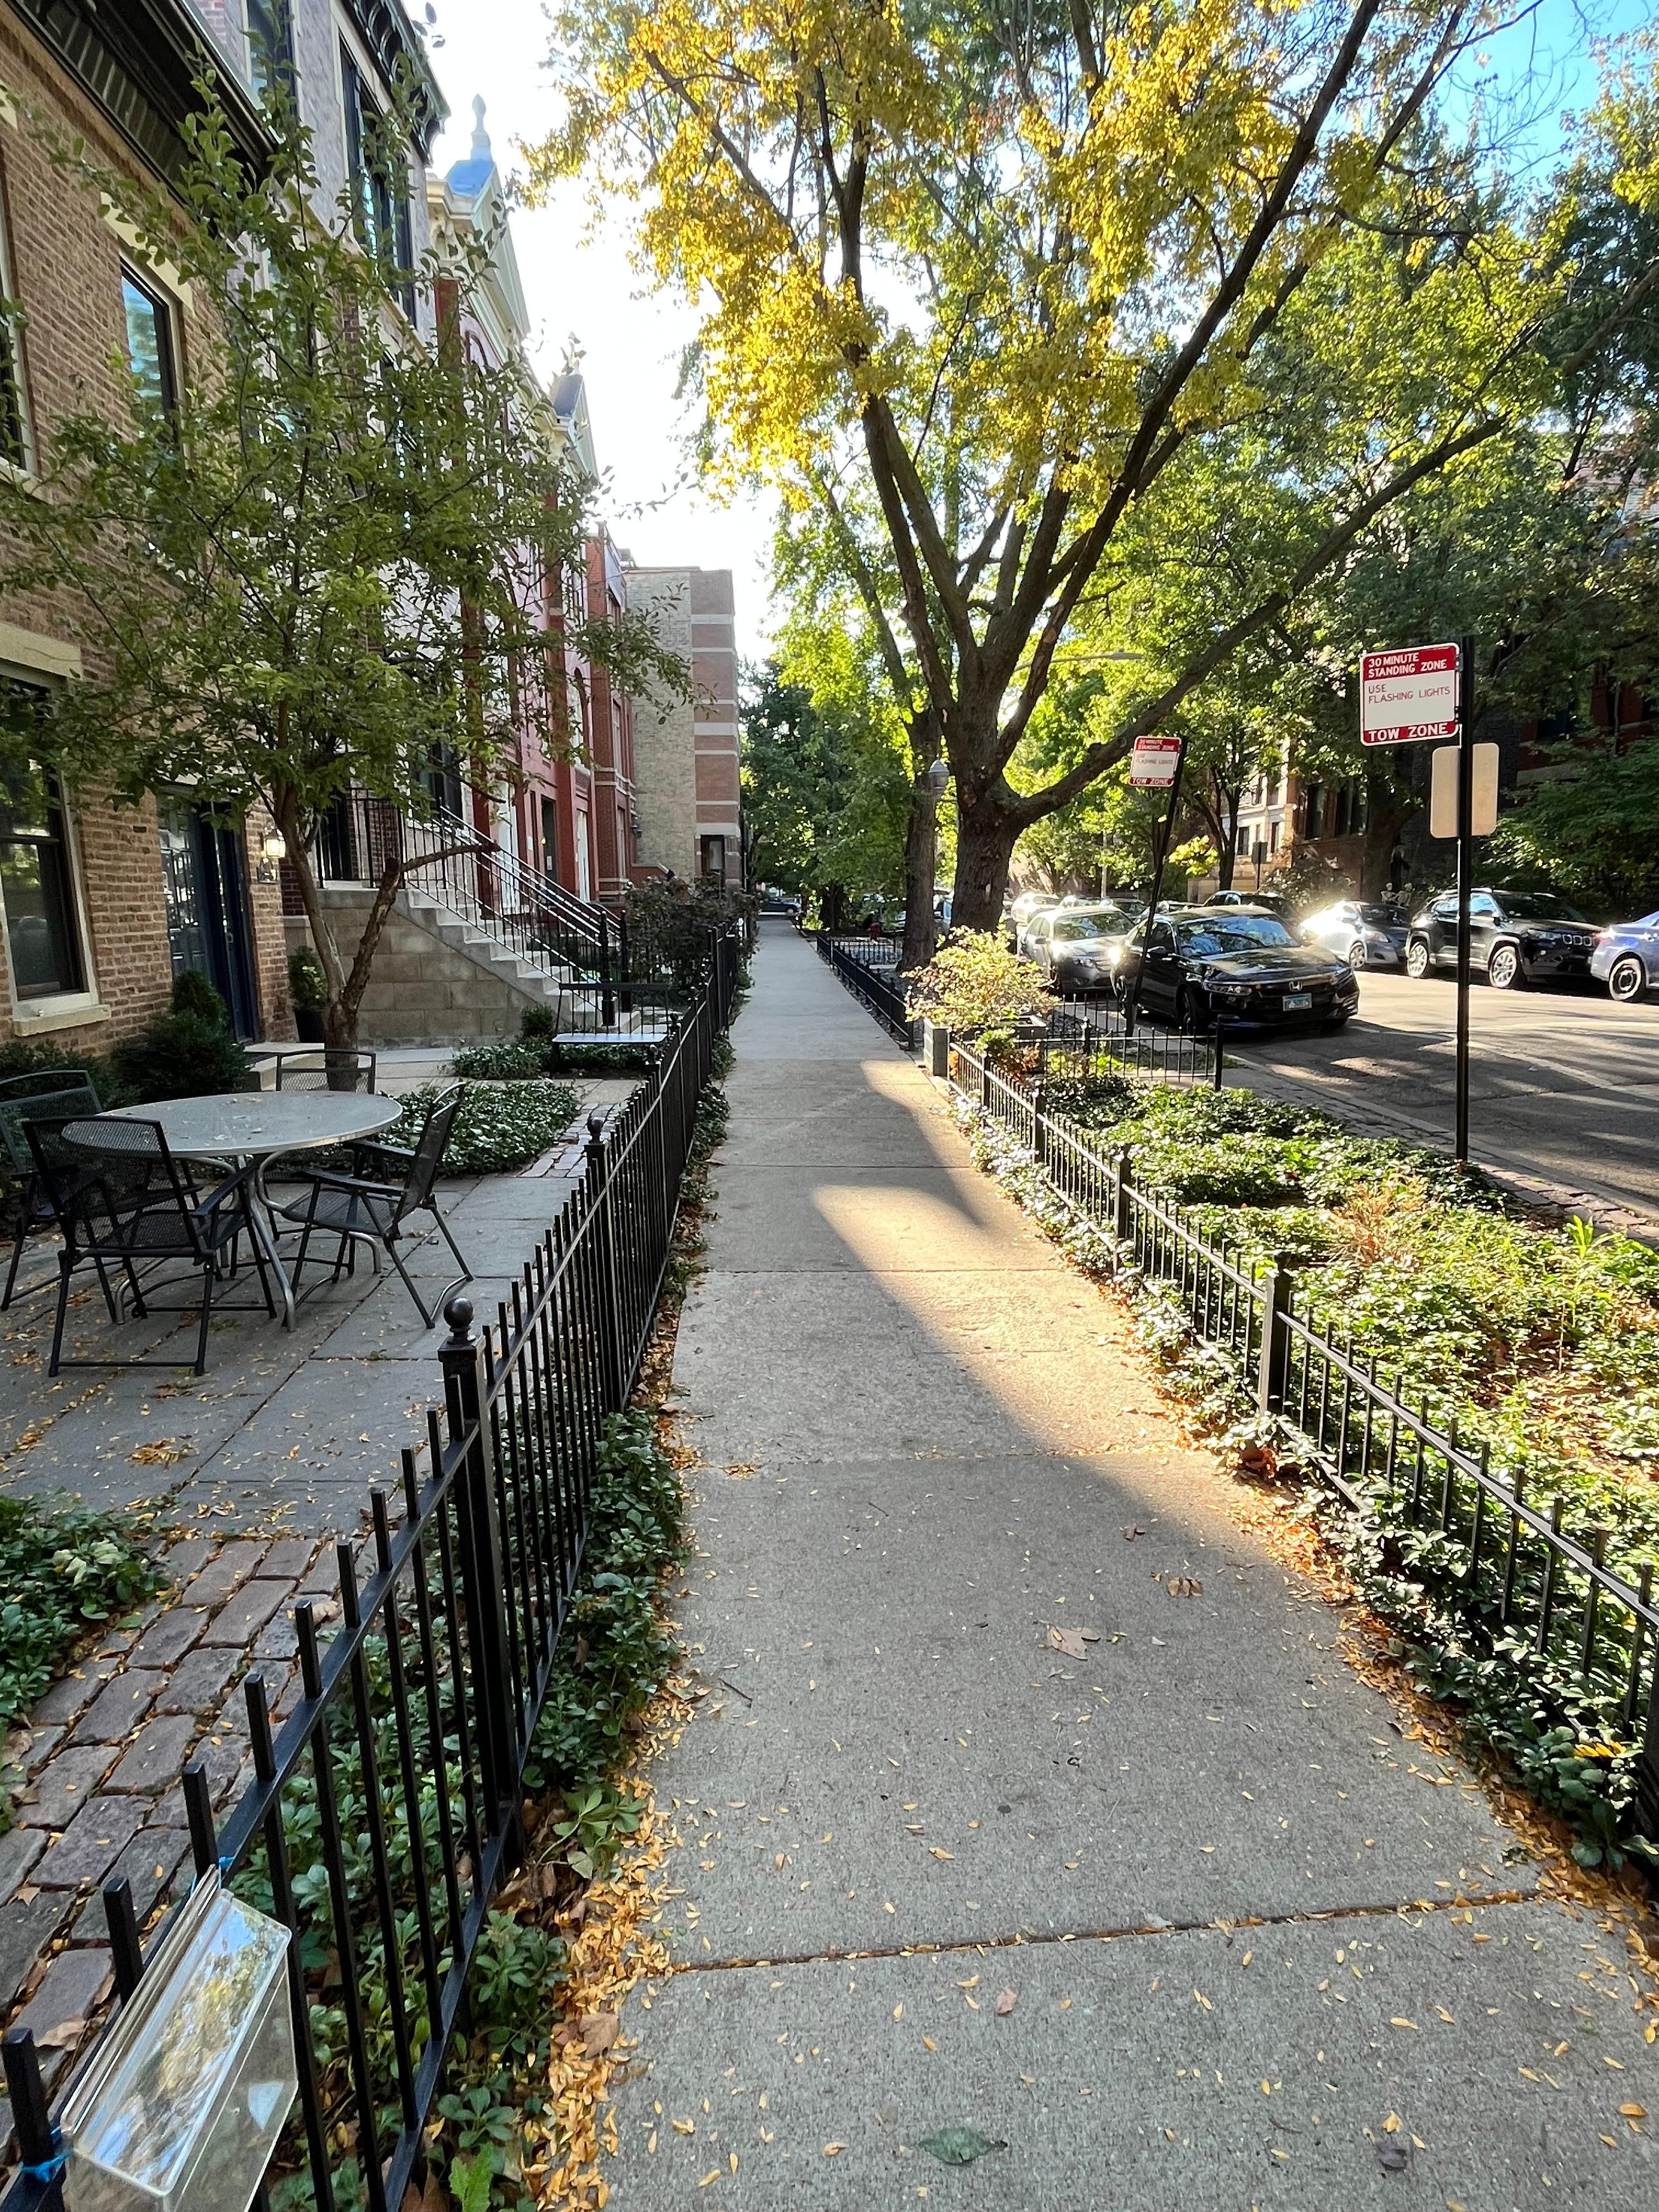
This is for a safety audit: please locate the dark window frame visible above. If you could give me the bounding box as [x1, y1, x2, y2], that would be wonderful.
[341, 44, 417, 322]
[120, 263, 179, 416]
[0, 168, 33, 471]
[0, 750, 87, 1002]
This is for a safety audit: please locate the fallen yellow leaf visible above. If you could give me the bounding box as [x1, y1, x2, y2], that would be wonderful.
[823, 2142, 845, 2158]
[1390, 2017, 1418, 2030]
[922, 2035, 938, 2052]
[1383, 2113, 1401, 2134]
[1618, 2103, 1647, 2119]
[672, 2119, 695, 2136]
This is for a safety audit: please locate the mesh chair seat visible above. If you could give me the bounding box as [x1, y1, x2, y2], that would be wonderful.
[26, 1115, 276, 1374]
[276, 1085, 470, 1327]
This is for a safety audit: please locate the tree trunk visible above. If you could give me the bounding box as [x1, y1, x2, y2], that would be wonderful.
[1359, 780, 1414, 899]
[1216, 786, 1242, 889]
[900, 777, 940, 970]
[951, 790, 1020, 932]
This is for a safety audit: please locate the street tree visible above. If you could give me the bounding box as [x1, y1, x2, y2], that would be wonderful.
[0, 87, 678, 1047]
[537, 0, 1567, 927]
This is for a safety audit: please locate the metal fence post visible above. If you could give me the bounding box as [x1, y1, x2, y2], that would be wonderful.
[1211, 1020, 1226, 1092]
[1638, 1678, 1659, 1849]
[439, 1295, 521, 1846]
[597, 908, 616, 1029]
[1112, 1150, 1133, 1240]
[2, 2029, 59, 2182]
[1256, 1255, 1293, 1413]
[584, 1108, 627, 1409]
[1031, 1080, 1048, 1171]
[618, 911, 633, 1015]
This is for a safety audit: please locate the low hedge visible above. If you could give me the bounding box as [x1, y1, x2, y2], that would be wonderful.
[387, 1079, 578, 1176]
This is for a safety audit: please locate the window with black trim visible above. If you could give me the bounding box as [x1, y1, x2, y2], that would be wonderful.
[120, 267, 178, 416]
[0, 175, 33, 472]
[0, 742, 84, 1000]
[246, 0, 294, 95]
[342, 47, 416, 320]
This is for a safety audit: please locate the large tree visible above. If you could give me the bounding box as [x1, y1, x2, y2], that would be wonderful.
[0, 87, 678, 1046]
[537, 0, 1572, 927]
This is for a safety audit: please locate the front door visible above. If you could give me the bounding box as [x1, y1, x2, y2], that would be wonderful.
[159, 796, 259, 1038]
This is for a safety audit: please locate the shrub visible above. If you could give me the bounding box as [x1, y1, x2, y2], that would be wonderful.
[0, 1038, 125, 1106]
[450, 1037, 551, 1081]
[519, 1002, 556, 1042]
[907, 930, 1053, 1040]
[111, 1011, 250, 1102]
[385, 1079, 578, 1175]
[0, 1495, 164, 1736]
[170, 969, 228, 1025]
[287, 945, 327, 1012]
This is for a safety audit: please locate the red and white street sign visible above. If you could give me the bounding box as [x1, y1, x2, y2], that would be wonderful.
[1128, 736, 1182, 787]
[1359, 642, 1459, 745]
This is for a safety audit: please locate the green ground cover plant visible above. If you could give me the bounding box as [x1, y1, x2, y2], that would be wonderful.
[954, 1068, 1659, 1869]
[385, 1080, 578, 1175]
[0, 1496, 163, 1747]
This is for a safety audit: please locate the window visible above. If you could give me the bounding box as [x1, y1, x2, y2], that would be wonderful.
[0, 174, 33, 471]
[246, 0, 293, 94]
[342, 48, 415, 319]
[0, 749, 84, 999]
[120, 268, 178, 415]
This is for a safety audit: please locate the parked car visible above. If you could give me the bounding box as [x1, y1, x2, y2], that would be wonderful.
[1591, 911, 1659, 1001]
[1006, 889, 1058, 951]
[1206, 888, 1291, 917]
[1024, 906, 1136, 991]
[1117, 907, 1359, 1031]
[1300, 899, 1408, 969]
[1403, 888, 1599, 989]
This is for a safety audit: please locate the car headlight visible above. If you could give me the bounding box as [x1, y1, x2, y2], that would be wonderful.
[1335, 964, 1355, 984]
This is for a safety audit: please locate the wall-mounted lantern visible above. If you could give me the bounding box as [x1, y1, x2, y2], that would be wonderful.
[255, 828, 287, 885]
[61, 1871, 296, 2212]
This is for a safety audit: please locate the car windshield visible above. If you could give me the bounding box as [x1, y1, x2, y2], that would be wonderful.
[1177, 916, 1296, 955]
[1053, 915, 1125, 941]
[1356, 905, 1396, 926]
[1497, 892, 1588, 923]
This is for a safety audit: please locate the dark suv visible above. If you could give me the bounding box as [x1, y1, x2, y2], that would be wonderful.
[1404, 888, 1599, 990]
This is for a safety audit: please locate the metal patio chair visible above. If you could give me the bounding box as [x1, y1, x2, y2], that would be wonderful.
[26, 1115, 278, 1375]
[261, 1046, 378, 1093]
[0, 1069, 103, 1308]
[274, 1084, 471, 1327]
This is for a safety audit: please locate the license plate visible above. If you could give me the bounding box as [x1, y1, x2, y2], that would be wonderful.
[1283, 990, 1312, 1012]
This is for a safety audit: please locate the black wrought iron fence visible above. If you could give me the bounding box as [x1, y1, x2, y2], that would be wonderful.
[0, 940, 737, 2212]
[817, 934, 917, 1046]
[948, 1036, 1659, 1847]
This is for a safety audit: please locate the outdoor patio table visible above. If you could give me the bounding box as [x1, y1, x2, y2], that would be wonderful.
[93, 1090, 402, 1329]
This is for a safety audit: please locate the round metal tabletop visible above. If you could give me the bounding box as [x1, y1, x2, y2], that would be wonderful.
[99, 1090, 402, 1160]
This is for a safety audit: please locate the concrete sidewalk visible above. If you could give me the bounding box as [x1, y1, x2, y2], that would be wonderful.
[605, 922, 1656, 2210]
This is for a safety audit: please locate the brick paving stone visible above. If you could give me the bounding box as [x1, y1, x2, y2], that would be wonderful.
[105, 1826, 188, 1922]
[179, 1541, 266, 1609]
[190, 1728, 251, 1810]
[0, 1825, 45, 1903]
[29, 1660, 120, 1730]
[17, 1746, 113, 1831]
[198, 1579, 290, 1649]
[22, 1726, 65, 1776]
[125, 1605, 207, 1669]
[0, 1893, 65, 2010]
[69, 1671, 164, 1746]
[152, 1646, 238, 1717]
[257, 1537, 319, 1581]
[104, 1717, 198, 1797]
[160, 1533, 213, 1588]
[32, 1797, 147, 1890]
[251, 1607, 299, 1661]
[9, 1940, 111, 2047]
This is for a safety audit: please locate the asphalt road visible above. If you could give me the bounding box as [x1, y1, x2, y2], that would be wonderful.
[1225, 969, 1659, 1226]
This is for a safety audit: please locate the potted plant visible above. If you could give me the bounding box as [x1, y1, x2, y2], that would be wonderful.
[288, 945, 327, 1043]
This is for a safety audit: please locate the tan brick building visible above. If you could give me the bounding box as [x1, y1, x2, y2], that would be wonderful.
[626, 565, 743, 889]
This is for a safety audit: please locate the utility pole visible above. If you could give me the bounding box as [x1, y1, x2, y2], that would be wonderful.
[1453, 634, 1475, 1167]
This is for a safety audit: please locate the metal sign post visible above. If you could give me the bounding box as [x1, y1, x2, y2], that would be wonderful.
[1122, 736, 1186, 1039]
[1453, 633, 1476, 1166]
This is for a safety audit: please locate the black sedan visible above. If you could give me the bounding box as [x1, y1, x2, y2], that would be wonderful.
[1120, 910, 1360, 1031]
[1403, 888, 1599, 990]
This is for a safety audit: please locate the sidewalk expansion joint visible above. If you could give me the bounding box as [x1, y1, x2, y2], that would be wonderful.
[664, 1887, 1536, 1979]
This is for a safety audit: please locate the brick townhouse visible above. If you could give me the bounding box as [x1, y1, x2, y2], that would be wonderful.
[0, 0, 444, 1048]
